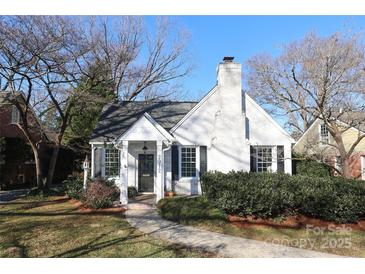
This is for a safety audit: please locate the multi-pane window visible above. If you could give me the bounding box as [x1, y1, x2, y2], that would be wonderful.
[105, 146, 119, 177]
[320, 124, 329, 143]
[181, 147, 196, 177]
[256, 146, 273, 172]
[11, 105, 20, 124]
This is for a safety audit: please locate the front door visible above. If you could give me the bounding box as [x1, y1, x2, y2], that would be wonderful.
[138, 154, 154, 192]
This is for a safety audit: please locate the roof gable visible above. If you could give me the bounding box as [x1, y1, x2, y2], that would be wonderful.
[90, 101, 197, 143]
[245, 94, 295, 143]
[170, 85, 218, 133]
[115, 113, 174, 144]
[293, 117, 365, 151]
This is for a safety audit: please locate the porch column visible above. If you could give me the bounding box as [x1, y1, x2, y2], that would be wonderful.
[156, 140, 164, 202]
[120, 140, 128, 205]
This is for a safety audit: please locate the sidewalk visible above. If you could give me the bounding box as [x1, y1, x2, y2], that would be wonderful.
[125, 209, 341, 258]
[0, 189, 30, 202]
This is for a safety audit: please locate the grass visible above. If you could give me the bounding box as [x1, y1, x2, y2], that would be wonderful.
[0, 196, 215, 258]
[157, 196, 365, 257]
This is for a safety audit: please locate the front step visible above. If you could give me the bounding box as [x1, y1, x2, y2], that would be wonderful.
[127, 202, 155, 210]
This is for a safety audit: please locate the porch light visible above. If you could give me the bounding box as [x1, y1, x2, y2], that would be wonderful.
[142, 142, 148, 154]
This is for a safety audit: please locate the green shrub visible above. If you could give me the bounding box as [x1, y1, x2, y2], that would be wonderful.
[201, 171, 365, 223]
[84, 178, 119, 209]
[128, 186, 138, 198]
[64, 177, 84, 200]
[294, 159, 330, 177]
[157, 196, 226, 224]
[292, 176, 365, 223]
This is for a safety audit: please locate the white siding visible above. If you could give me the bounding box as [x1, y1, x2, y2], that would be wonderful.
[173, 62, 249, 173]
[245, 94, 293, 174]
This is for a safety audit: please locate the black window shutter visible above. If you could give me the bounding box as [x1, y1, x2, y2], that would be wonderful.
[199, 146, 207, 176]
[171, 145, 179, 181]
[94, 147, 102, 177]
[277, 145, 285, 172]
[250, 146, 256, 172]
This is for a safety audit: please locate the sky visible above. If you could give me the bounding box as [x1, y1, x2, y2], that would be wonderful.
[145, 16, 365, 101]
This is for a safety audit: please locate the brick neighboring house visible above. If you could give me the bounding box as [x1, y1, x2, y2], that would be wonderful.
[293, 116, 365, 180]
[0, 92, 50, 189]
[0, 92, 77, 189]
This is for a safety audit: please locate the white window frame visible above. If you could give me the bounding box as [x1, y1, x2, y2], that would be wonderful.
[319, 124, 330, 144]
[11, 105, 20, 124]
[104, 145, 120, 178]
[179, 146, 199, 179]
[254, 146, 274, 173]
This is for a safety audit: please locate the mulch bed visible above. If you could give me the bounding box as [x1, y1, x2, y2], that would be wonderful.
[228, 214, 365, 232]
[68, 198, 126, 214]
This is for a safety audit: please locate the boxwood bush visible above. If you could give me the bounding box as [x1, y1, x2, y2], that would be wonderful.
[294, 159, 331, 177]
[64, 177, 84, 200]
[201, 171, 365, 223]
[128, 186, 138, 199]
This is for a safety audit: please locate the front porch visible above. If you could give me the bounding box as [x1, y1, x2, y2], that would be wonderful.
[113, 112, 175, 205]
[116, 140, 171, 205]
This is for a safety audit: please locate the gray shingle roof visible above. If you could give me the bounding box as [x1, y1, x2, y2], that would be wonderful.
[90, 101, 197, 142]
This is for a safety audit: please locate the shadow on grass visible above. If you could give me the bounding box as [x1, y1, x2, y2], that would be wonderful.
[51, 222, 211, 258]
[1, 196, 214, 258]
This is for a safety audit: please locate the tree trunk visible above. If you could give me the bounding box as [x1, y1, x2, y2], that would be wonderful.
[46, 145, 60, 188]
[341, 157, 353, 179]
[32, 146, 44, 189]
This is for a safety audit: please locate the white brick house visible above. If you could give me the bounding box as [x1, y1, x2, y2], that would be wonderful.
[89, 57, 295, 204]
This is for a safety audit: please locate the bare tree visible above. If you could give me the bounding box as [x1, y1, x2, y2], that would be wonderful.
[0, 16, 191, 188]
[0, 16, 92, 188]
[89, 16, 191, 100]
[246, 32, 365, 178]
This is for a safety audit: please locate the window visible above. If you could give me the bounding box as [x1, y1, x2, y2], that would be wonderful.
[320, 124, 329, 144]
[181, 147, 196, 177]
[256, 147, 273, 172]
[105, 146, 119, 177]
[11, 105, 20, 124]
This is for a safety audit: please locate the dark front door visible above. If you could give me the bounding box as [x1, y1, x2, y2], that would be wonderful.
[138, 154, 154, 192]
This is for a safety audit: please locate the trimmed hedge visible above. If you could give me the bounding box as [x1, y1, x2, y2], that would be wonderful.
[201, 171, 365, 223]
[294, 159, 331, 177]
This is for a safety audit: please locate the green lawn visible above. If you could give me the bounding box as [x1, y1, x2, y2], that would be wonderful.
[0, 196, 215, 258]
[158, 196, 365, 257]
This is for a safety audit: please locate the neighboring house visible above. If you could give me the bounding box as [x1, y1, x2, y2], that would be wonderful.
[0, 92, 46, 188]
[90, 57, 295, 204]
[293, 117, 365, 179]
[0, 92, 75, 189]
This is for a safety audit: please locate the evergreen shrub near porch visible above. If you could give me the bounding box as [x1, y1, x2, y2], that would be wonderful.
[201, 171, 365, 223]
